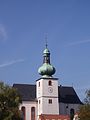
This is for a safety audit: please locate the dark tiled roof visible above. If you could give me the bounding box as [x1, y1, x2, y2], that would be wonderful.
[58, 86, 82, 104]
[13, 84, 36, 101]
[13, 84, 82, 104]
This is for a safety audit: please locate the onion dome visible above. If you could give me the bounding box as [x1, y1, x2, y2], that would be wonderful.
[38, 46, 56, 77]
[38, 63, 56, 77]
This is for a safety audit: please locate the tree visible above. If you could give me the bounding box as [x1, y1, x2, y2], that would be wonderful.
[79, 90, 90, 120]
[0, 81, 22, 120]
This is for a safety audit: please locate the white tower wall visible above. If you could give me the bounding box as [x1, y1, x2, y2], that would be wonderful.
[36, 78, 59, 116]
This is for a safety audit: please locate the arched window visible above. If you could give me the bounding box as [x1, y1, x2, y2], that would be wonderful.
[31, 107, 35, 120]
[70, 108, 75, 120]
[48, 80, 52, 86]
[21, 106, 26, 120]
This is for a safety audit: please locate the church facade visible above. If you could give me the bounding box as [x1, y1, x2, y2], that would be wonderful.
[13, 45, 82, 120]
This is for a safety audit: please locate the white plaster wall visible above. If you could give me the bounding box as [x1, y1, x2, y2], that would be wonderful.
[36, 78, 59, 116]
[37, 97, 42, 116]
[37, 97, 59, 115]
[36, 80, 43, 98]
[36, 79, 58, 98]
[42, 97, 59, 115]
[59, 102, 80, 115]
[19, 101, 37, 120]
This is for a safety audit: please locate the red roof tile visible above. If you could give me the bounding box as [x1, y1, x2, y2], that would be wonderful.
[39, 114, 70, 120]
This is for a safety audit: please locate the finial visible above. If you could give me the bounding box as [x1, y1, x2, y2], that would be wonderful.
[45, 34, 48, 48]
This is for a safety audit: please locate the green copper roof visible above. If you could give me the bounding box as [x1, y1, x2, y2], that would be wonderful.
[38, 46, 56, 77]
[43, 48, 50, 54]
[38, 63, 56, 77]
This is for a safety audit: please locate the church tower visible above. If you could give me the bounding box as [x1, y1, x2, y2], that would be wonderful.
[36, 44, 59, 117]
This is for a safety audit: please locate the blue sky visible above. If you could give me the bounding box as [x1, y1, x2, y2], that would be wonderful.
[0, 0, 90, 101]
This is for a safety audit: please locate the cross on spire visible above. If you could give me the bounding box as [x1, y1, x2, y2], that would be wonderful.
[45, 34, 48, 48]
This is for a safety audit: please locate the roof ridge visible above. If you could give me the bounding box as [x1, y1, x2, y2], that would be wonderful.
[13, 83, 36, 86]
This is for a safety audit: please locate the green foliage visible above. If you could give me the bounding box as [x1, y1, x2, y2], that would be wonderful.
[79, 90, 90, 120]
[0, 81, 22, 120]
[79, 104, 90, 120]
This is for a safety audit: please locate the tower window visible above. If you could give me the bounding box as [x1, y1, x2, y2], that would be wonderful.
[38, 82, 40, 87]
[48, 99, 52, 104]
[39, 100, 40, 104]
[48, 80, 52, 86]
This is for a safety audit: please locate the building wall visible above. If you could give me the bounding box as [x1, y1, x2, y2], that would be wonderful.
[19, 101, 37, 120]
[19, 101, 81, 120]
[38, 97, 59, 115]
[59, 102, 80, 115]
[36, 78, 59, 116]
[36, 78, 58, 98]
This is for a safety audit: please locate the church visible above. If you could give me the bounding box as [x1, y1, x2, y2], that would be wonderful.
[13, 45, 82, 120]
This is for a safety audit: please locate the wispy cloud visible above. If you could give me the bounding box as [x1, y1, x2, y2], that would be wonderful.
[0, 59, 24, 68]
[0, 24, 7, 41]
[67, 40, 90, 46]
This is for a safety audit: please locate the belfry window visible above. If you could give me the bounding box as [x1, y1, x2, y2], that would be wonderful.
[21, 106, 26, 120]
[31, 107, 35, 120]
[48, 80, 52, 86]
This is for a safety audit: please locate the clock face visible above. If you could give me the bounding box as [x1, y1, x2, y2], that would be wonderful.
[48, 87, 53, 93]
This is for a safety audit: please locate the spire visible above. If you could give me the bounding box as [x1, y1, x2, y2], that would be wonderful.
[38, 42, 56, 77]
[43, 35, 50, 64]
[45, 35, 48, 48]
